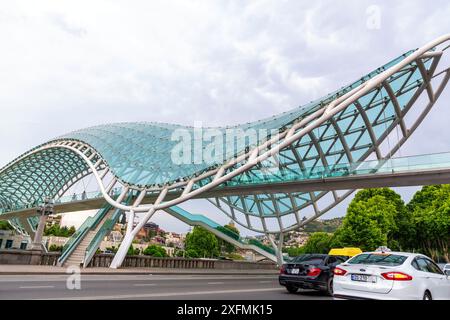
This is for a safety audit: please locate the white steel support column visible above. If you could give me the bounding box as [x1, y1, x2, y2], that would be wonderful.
[125, 210, 135, 235]
[110, 188, 168, 268]
[267, 233, 284, 266]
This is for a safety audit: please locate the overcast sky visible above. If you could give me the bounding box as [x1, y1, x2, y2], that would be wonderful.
[2, 0, 450, 234]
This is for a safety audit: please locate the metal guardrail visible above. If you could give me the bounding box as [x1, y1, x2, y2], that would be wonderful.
[167, 206, 278, 259]
[57, 202, 113, 265]
[83, 194, 134, 267]
[4, 152, 450, 216]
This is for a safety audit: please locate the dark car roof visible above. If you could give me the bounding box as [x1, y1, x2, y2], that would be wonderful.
[288, 253, 348, 263]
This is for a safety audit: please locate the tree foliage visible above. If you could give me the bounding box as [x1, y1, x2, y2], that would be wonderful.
[44, 225, 76, 237]
[127, 245, 140, 256]
[143, 244, 167, 257]
[406, 185, 450, 261]
[287, 187, 449, 262]
[0, 220, 13, 230]
[336, 191, 398, 251]
[185, 226, 219, 258]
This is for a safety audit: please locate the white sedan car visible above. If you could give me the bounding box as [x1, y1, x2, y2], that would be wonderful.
[333, 252, 450, 300]
[444, 264, 450, 276]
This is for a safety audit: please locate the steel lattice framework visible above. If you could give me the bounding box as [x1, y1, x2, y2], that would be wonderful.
[1, 34, 450, 267]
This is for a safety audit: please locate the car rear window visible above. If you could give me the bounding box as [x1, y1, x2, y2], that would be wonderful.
[293, 254, 326, 264]
[347, 253, 407, 266]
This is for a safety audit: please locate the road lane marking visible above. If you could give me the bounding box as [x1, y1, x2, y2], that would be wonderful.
[0, 275, 277, 282]
[207, 282, 224, 285]
[133, 284, 157, 287]
[19, 285, 55, 289]
[38, 287, 285, 300]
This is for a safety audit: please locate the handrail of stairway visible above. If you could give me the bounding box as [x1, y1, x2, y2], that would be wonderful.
[166, 206, 280, 260]
[83, 194, 134, 268]
[57, 202, 113, 266]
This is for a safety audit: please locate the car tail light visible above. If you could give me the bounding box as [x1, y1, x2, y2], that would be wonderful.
[279, 265, 286, 275]
[307, 267, 322, 277]
[381, 272, 413, 281]
[333, 267, 347, 276]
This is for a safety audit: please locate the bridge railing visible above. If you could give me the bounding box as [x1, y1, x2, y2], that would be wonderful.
[57, 202, 113, 265]
[3, 152, 450, 216]
[222, 151, 450, 187]
[167, 206, 278, 257]
[83, 194, 134, 267]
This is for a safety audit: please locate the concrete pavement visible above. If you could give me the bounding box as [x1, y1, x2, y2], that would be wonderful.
[0, 274, 331, 300]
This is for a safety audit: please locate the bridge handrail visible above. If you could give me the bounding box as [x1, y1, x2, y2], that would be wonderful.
[83, 194, 134, 267]
[3, 152, 450, 217]
[167, 206, 278, 256]
[222, 151, 450, 187]
[57, 202, 113, 265]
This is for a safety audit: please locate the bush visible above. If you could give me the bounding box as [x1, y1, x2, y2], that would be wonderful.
[49, 244, 63, 252]
[143, 244, 167, 257]
[226, 253, 245, 260]
[44, 225, 76, 237]
[0, 220, 13, 230]
[127, 245, 141, 256]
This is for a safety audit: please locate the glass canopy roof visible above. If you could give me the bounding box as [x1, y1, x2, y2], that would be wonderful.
[49, 50, 417, 187]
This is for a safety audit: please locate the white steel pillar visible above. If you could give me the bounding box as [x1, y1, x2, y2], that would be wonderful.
[125, 210, 135, 235]
[267, 233, 285, 266]
[110, 188, 168, 269]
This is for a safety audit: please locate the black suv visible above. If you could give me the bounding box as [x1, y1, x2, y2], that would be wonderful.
[279, 254, 348, 295]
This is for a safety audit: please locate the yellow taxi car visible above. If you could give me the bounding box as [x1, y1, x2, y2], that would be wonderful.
[328, 248, 362, 258]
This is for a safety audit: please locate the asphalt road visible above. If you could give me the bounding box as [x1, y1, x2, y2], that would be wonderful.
[0, 274, 332, 300]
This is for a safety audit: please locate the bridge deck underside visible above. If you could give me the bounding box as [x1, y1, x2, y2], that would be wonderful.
[2, 165, 450, 221]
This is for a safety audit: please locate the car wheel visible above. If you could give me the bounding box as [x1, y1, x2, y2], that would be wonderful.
[423, 291, 432, 300]
[286, 285, 298, 294]
[326, 277, 334, 296]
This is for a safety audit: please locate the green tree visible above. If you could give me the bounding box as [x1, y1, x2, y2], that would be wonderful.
[127, 245, 140, 256]
[301, 232, 334, 254]
[407, 185, 450, 261]
[185, 248, 200, 258]
[185, 226, 219, 258]
[336, 189, 399, 251]
[44, 224, 76, 237]
[49, 244, 63, 252]
[143, 244, 167, 257]
[0, 220, 13, 230]
[286, 246, 306, 257]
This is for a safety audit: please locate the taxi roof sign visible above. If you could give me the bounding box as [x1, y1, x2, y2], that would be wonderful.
[328, 248, 362, 257]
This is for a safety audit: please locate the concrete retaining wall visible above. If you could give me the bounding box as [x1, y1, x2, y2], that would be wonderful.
[0, 250, 277, 270]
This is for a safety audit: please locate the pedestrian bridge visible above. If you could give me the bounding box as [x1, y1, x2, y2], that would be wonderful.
[3, 151, 450, 219]
[1, 34, 450, 267]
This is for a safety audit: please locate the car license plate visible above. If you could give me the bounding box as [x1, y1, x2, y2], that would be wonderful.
[351, 274, 376, 283]
[290, 268, 300, 275]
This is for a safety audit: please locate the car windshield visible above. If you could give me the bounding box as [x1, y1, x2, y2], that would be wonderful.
[292, 254, 326, 264]
[347, 254, 407, 266]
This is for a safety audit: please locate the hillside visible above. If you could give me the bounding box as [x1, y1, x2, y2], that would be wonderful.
[301, 217, 344, 234]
